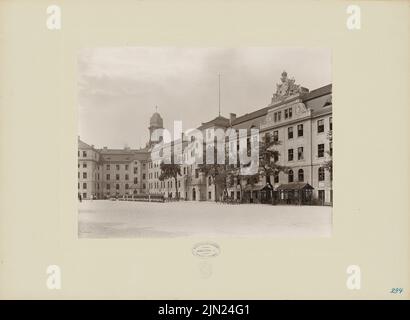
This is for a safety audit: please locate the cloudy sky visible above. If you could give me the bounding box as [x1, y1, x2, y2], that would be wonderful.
[78, 47, 331, 149]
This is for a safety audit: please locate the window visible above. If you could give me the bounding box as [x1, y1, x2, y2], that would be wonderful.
[298, 147, 304, 160]
[116, 174, 120, 180]
[318, 144, 325, 157]
[125, 184, 129, 190]
[106, 184, 110, 190]
[83, 172, 87, 179]
[143, 173, 146, 180]
[284, 108, 292, 119]
[116, 164, 120, 170]
[78, 151, 80, 157]
[329, 117, 333, 131]
[288, 149, 294, 161]
[297, 124, 303, 137]
[208, 192, 212, 199]
[133, 177, 137, 184]
[195, 169, 199, 179]
[116, 184, 119, 190]
[318, 167, 325, 181]
[83, 182, 87, 189]
[125, 174, 129, 180]
[125, 164, 129, 170]
[274, 171, 279, 183]
[178, 181, 181, 188]
[288, 127, 293, 139]
[317, 119, 324, 133]
[106, 174, 110, 180]
[265, 132, 271, 143]
[330, 142, 333, 156]
[184, 167, 187, 175]
[78, 183, 80, 189]
[83, 193, 87, 199]
[298, 169, 304, 182]
[277, 111, 281, 121]
[208, 176, 212, 185]
[134, 167, 138, 174]
[274, 112, 277, 122]
[83, 163, 87, 168]
[78, 172, 80, 179]
[288, 170, 294, 183]
[82, 151, 87, 157]
[106, 164, 110, 170]
[273, 130, 279, 142]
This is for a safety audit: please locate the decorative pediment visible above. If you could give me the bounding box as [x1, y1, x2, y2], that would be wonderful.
[271, 71, 308, 103]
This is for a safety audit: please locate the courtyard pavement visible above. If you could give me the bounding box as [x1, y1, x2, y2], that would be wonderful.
[78, 200, 332, 238]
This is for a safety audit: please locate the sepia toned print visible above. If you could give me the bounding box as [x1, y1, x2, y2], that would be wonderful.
[78, 47, 332, 238]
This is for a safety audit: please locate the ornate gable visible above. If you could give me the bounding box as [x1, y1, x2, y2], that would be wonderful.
[271, 71, 309, 103]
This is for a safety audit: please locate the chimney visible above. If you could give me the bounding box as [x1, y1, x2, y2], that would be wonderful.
[229, 113, 236, 125]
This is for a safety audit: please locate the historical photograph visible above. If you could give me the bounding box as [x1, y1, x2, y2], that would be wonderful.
[78, 47, 333, 238]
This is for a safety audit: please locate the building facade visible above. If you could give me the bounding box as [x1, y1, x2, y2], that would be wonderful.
[78, 72, 333, 205]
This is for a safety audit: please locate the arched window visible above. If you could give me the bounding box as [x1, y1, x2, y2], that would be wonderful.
[318, 167, 325, 181]
[208, 176, 212, 185]
[288, 170, 294, 183]
[298, 169, 304, 182]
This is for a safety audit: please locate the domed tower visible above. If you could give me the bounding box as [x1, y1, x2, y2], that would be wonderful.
[148, 108, 164, 146]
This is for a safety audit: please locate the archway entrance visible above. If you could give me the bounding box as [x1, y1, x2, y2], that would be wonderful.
[192, 188, 196, 201]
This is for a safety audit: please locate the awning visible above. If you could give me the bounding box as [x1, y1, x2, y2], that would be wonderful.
[276, 182, 314, 191]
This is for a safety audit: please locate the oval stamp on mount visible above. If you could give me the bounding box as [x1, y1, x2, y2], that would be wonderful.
[192, 242, 221, 258]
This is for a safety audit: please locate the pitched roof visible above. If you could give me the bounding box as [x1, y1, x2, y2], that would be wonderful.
[302, 84, 332, 101]
[197, 116, 230, 130]
[78, 138, 94, 149]
[231, 84, 332, 126]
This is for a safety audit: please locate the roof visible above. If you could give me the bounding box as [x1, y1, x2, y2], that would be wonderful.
[231, 84, 332, 126]
[302, 84, 332, 101]
[244, 184, 273, 191]
[231, 106, 272, 126]
[98, 148, 149, 162]
[276, 182, 314, 191]
[78, 138, 94, 149]
[197, 115, 230, 130]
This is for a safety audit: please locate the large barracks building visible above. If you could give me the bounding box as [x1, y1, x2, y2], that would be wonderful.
[78, 72, 333, 205]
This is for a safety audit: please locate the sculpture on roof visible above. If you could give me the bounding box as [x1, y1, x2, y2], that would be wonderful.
[271, 71, 308, 103]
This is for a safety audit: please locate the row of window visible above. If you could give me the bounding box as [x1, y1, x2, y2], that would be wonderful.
[287, 147, 304, 161]
[273, 107, 293, 122]
[286, 143, 331, 161]
[276, 167, 329, 184]
[266, 117, 332, 143]
[149, 180, 182, 190]
[149, 172, 160, 179]
[318, 117, 332, 133]
[78, 183, 148, 190]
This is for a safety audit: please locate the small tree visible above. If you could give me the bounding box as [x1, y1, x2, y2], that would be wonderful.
[324, 130, 333, 173]
[159, 161, 181, 200]
[238, 133, 287, 203]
